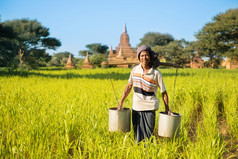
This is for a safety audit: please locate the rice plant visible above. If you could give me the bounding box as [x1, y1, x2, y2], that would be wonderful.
[0, 68, 237, 158]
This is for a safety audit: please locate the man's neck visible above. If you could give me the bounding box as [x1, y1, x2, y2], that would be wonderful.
[141, 64, 151, 73]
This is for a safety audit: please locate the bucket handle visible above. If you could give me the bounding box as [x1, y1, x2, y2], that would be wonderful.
[171, 68, 178, 110]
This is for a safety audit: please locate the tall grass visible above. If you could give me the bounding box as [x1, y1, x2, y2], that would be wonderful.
[0, 68, 237, 158]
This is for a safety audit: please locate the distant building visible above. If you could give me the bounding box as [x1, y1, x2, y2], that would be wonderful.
[65, 53, 75, 69]
[81, 52, 94, 69]
[190, 52, 204, 68]
[105, 24, 139, 68]
[222, 58, 238, 69]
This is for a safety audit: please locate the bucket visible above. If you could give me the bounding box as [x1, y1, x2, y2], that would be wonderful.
[109, 107, 131, 132]
[158, 112, 181, 138]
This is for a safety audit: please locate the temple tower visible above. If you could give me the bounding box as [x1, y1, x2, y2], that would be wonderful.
[190, 51, 204, 68]
[115, 23, 135, 56]
[104, 24, 139, 68]
[81, 52, 94, 69]
[65, 53, 75, 69]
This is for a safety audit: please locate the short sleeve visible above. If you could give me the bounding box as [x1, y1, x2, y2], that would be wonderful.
[156, 71, 166, 93]
[128, 67, 135, 84]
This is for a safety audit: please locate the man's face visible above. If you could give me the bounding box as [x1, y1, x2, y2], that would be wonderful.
[140, 51, 150, 66]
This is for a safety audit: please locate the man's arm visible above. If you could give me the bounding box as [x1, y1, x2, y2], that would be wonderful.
[162, 91, 170, 113]
[117, 83, 133, 110]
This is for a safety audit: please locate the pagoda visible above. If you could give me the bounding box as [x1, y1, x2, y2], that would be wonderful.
[65, 53, 75, 69]
[105, 24, 139, 68]
[81, 52, 94, 69]
[190, 52, 204, 68]
[222, 58, 238, 69]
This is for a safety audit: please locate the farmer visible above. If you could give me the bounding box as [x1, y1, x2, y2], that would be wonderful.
[118, 45, 171, 143]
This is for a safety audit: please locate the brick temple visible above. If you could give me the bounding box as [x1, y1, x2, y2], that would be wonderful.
[105, 24, 139, 68]
[222, 58, 238, 69]
[190, 52, 204, 68]
[81, 52, 94, 69]
[65, 53, 75, 69]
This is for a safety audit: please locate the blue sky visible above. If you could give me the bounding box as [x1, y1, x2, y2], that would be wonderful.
[0, 0, 237, 57]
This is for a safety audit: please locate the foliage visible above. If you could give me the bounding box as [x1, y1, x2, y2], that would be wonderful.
[0, 22, 18, 67]
[138, 32, 174, 47]
[89, 53, 106, 67]
[1, 19, 61, 68]
[164, 41, 190, 65]
[77, 58, 84, 69]
[195, 8, 238, 66]
[49, 56, 61, 66]
[79, 50, 93, 57]
[52, 52, 72, 59]
[152, 39, 192, 66]
[79, 43, 108, 57]
[49, 52, 72, 67]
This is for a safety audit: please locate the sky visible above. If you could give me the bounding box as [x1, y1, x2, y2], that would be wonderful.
[0, 0, 237, 58]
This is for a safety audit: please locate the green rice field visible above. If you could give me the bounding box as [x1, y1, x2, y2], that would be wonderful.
[0, 68, 237, 158]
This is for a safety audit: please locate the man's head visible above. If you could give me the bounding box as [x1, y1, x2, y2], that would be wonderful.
[137, 45, 152, 61]
[137, 45, 160, 68]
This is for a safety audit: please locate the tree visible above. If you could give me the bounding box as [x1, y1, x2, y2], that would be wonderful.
[214, 8, 238, 60]
[2, 19, 61, 68]
[152, 39, 192, 66]
[89, 54, 106, 67]
[49, 52, 72, 66]
[0, 21, 18, 67]
[152, 45, 166, 59]
[195, 8, 238, 66]
[138, 32, 174, 47]
[78, 43, 108, 67]
[79, 43, 108, 57]
[164, 40, 191, 65]
[52, 51, 71, 59]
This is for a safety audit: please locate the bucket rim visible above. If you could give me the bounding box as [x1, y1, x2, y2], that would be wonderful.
[159, 111, 181, 117]
[109, 107, 131, 111]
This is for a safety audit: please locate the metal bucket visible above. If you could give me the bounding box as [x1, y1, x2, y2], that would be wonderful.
[109, 107, 131, 132]
[158, 112, 181, 138]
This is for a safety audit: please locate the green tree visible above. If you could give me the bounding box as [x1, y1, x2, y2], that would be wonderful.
[152, 39, 192, 66]
[49, 52, 73, 66]
[2, 19, 61, 68]
[78, 43, 108, 67]
[79, 50, 93, 57]
[79, 43, 108, 57]
[164, 40, 191, 65]
[52, 52, 71, 59]
[138, 32, 174, 47]
[0, 21, 18, 67]
[195, 8, 238, 66]
[89, 54, 106, 67]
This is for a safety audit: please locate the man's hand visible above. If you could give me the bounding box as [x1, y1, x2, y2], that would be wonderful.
[168, 110, 173, 115]
[117, 101, 123, 110]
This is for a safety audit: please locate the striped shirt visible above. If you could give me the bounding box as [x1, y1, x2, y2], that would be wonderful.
[129, 64, 166, 111]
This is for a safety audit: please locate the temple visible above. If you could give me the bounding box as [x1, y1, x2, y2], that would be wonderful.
[81, 52, 94, 69]
[190, 52, 204, 68]
[65, 53, 75, 69]
[222, 58, 238, 69]
[105, 24, 139, 68]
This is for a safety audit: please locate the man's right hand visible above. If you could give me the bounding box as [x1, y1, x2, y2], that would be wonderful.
[117, 102, 123, 110]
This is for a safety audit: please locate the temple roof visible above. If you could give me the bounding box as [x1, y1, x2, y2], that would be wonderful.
[123, 23, 127, 33]
[84, 52, 90, 63]
[119, 23, 131, 47]
[67, 53, 73, 64]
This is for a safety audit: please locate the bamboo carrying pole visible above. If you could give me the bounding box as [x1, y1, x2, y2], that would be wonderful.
[102, 61, 184, 68]
[159, 62, 183, 68]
